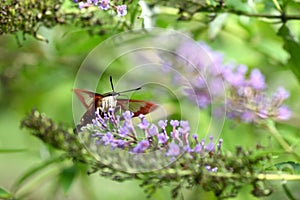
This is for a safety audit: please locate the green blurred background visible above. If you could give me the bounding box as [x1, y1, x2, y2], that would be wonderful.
[1, 2, 300, 199]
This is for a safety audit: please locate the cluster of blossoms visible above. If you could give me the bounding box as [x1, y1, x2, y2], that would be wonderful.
[81, 108, 223, 171]
[162, 41, 291, 123]
[73, 0, 127, 16]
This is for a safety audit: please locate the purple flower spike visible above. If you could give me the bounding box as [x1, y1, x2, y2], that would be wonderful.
[84, 108, 226, 164]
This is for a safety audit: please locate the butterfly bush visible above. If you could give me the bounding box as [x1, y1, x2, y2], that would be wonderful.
[73, 0, 127, 16]
[162, 41, 291, 124]
[22, 109, 275, 199]
[80, 108, 223, 171]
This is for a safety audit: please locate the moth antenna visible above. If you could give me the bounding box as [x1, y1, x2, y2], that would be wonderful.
[110, 76, 115, 92]
[119, 86, 142, 94]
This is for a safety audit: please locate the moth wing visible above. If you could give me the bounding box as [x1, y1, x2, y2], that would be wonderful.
[73, 88, 103, 109]
[117, 99, 158, 117]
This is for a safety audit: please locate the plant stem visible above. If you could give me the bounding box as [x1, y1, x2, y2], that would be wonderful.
[265, 120, 300, 161]
[164, 169, 300, 181]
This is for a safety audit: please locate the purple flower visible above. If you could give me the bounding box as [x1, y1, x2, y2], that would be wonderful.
[148, 124, 159, 136]
[205, 142, 215, 152]
[272, 87, 290, 106]
[205, 136, 215, 152]
[157, 133, 169, 144]
[78, 2, 90, 9]
[205, 165, 218, 172]
[275, 87, 290, 100]
[195, 76, 206, 88]
[194, 143, 202, 153]
[257, 109, 268, 119]
[158, 120, 168, 129]
[170, 120, 179, 127]
[92, 0, 99, 5]
[211, 167, 218, 172]
[122, 111, 134, 121]
[196, 92, 211, 108]
[116, 5, 127, 16]
[132, 140, 150, 153]
[192, 134, 198, 140]
[138, 118, 150, 130]
[205, 165, 211, 171]
[277, 106, 291, 120]
[99, 0, 110, 10]
[183, 145, 192, 153]
[102, 132, 114, 145]
[184, 88, 211, 109]
[241, 110, 256, 123]
[223, 64, 247, 87]
[119, 125, 129, 137]
[116, 139, 125, 148]
[179, 121, 190, 133]
[171, 129, 182, 145]
[248, 69, 265, 90]
[166, 142, 181, 157]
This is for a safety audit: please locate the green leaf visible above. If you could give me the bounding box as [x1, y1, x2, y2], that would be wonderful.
[12, 156, 66, 192]
[275, 161, 300, 174]
[0, 149, 27, 153]
[278, 24, 300, 83]
[282, 182, 297, 200]
[58, 166, 78, 194]
[226, 0, 252, 12]
[209, 13, 228, 39]
[0, 187, 12, 199]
